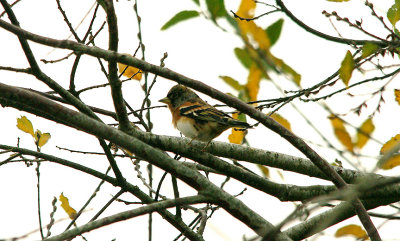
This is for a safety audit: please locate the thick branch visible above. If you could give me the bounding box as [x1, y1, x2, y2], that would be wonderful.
[0, 83, 292, 240]
[0, 144, 204, 241]
[0, 18, 354, 187]
[0, 17, 379, 239]
[283, 198, 398, 240]
[99, 0, 131, 130]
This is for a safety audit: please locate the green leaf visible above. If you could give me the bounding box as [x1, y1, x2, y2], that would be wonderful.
[388, 1, 400, 26]
[270, 56, 301, 86]
[219, 76, 243, 91]
[161, 10, 199, 30]
[225, 13, 238, 30]
[281, 62, 301, 86]
[237, 113, 247, 122]
[206, 0, 227, 21]
[265, 19, 284, 46]
[234, 47, 253, 69]
[395, 28, 400, 38]
[192, 0, 200, 5]
[238, 89, 250, 102]
[361, 42, 379, 58]
[339, 50, 354, 86]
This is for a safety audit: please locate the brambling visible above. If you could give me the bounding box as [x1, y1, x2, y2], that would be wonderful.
[159, 84, 250, 148]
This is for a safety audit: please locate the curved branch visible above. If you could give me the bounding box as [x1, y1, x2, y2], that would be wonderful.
[0, 18, 350, 187]
[0, 82, 292, 240]
[44, 195, 210, 241]
[0, 17, 379, 239]
[275, 0, 392, 47]
[0, 144, 204, 241]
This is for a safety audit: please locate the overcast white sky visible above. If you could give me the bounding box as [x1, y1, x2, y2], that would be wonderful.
[1, 0, 400, 240]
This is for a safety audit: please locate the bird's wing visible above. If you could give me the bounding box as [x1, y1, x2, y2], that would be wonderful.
[179, 101, 250, 128]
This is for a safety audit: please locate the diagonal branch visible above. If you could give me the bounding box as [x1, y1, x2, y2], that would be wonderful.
[0, 82, 292, 240]
[0, 144, 204, 241]
[0, 16, 379, 240]
[283, 198, 397, 240]
[43, 195, 211, 241]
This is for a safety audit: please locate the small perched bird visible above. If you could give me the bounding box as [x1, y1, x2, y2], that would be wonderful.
[159, 84, 250, 147]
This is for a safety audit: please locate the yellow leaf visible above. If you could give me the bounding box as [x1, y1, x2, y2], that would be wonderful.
[381, 154, 400, 170]
[118, 62, 142, 80]
[276, 169, 284, 180]
[361, 42, 379, 58]
[269, 113, 291, 131]
[395, 89, 400, 105]
[228, 129, 245, 144]
[330, 115, 354, 152]
[238, 21, 271, 50]
[249, 22, 270, 50]
[339, 50, 354, 86]
[236, 0, 256, 18]
[258, 165, 269, 178]
[335, 224, 367, 239]
[379, 134, 400, 169]
[246, 65, 262, 102]
[17, 116, 34, 137]
[38, 133, 51, 147]
[236, 1, 271, 51]
[59, 193, 77, 219]
[228, 113, 246, 144]
[355, 118, 375, 149]
[380, 134, 400, 154]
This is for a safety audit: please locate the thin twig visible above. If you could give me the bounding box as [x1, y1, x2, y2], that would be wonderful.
[65, 166, 112, 231]
[55, 0, 81, 42]
[90, 189, 125, 221]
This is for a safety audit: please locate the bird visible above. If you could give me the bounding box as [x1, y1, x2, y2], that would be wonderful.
[159, 84, 251, 148]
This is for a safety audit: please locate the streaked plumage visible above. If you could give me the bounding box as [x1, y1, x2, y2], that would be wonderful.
[159, 85, 250, 145]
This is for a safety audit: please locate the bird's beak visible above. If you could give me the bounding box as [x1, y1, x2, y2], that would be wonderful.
[159, 97, 170, 104]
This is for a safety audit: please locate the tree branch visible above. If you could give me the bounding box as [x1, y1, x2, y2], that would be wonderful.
[99, 0, 131, 130]
[283, 198, 397, 240]
[0, 144, 205, 241]
[275, 0, 393, 47]
[0, 82, 292, 240]
[43, 195, 211, 241]
[0, 16, 380, 239]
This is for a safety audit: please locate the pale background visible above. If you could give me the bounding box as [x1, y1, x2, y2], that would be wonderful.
[0, 0, 399, 240]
